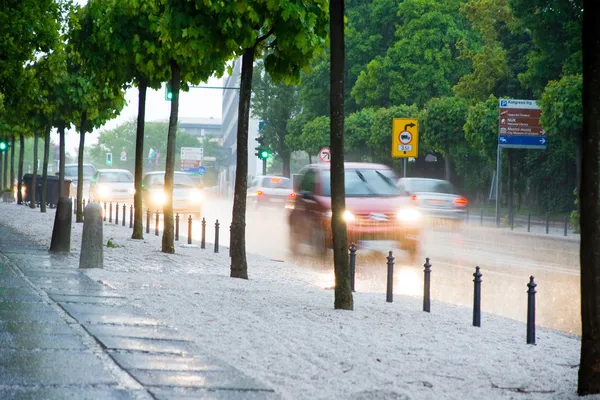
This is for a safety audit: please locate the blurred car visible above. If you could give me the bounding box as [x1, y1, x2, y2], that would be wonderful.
[142, 171, 204, 218]
[89, 169, 135, 204]
[288, 163, 423, 260]
[247, 175, 295, 208]
[64, 163, 96, 199]
[397, 178, 468, 223]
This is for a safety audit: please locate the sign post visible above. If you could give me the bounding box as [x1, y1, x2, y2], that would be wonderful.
[495, 99, 546, 226]
[392, 118, 419, 177]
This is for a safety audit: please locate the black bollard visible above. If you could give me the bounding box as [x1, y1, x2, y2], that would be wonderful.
[510, 212, 514, 230]
[74, 198, 77, 215]
[50, 197, 73, 253]
[527, 213, 531, 232]
[545, 213, 550, 234]
[214, 219, 220, 253]
[109, 202, 113, 223]
[104, 201, 107, 221]
[201, 217, 206, 249]
[83, 198, 86, 209]
[473, 266, 482, 327]
[122, 204, 126, 227]
[480, 208, 484, 226]
[175, 213, 180, 241]
[229, 224, 232, 257]
[146, 209, 150, 234]
[349, 243, 357, 292]
[115, 203, 119, 225]
[155, 210, 159, 236]
[187, 215, 192, 245]
[386, 251, 394, 303]
[564, 216, 568, 237]
[129, 205, 133, 229]
[527, 276, 537, 345]
[423, 257, 432, 313]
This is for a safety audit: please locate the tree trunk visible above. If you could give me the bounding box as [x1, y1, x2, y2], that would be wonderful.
[444, 145, 452, 182]
[330, 0, 353, 310]
[76, 111, 87, 222]
[30, 131, 39, 209]
[3, 139, 8, 190]
[161, 61, 180, 254]
[58, 122, 66, 198]
[576, 129, 582, 212]
[308, 154, 312, 164]
[1, 150, 4, 190]
[41, 125, 50, 212]
[10, 135, 15, 194]
[17, 134, 24, 204]
[281, 151, 291, 178]
[230, 46, 254, 280]
[578, 1, 600, 394]
[132, 79, 148, 240]
[507, 149, 513, 222]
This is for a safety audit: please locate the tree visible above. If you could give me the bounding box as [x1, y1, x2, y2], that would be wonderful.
[330, 0, 353, 310]
[422, 96, 468, 181]
[300, 116, 330, 158]
[345, 108, 377, 161]
[578, 0, 600, 393]
[251, 61, 300, 177]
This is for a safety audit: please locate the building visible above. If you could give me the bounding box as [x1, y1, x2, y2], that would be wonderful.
[219, 58, 261, 198]
[178, 117, 221, 138]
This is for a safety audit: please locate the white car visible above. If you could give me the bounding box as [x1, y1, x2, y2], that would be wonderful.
[247, 175, 295, 208]
[142, 171, 204, 218]
[89, 169, 135, 205]
[64, 163, 96, 199]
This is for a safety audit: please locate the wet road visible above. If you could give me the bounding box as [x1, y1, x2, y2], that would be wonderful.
[193, 197, 581, 335]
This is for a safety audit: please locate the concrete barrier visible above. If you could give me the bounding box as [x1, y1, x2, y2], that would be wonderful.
[49, 197, 72, 253]
[79, 202, 103, 269]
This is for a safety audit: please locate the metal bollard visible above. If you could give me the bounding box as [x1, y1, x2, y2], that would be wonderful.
[229, 224, 232, 257]
[155, 210, 159, 236]
[175, 214, 180, 241]
[564, 216, 568, 236]
[480, 208, 484, 226]
[109, 202, 113, 223]
[423, 257, 432, 313]
[349, 243, 357, 292]
[115, 203, 119, 225]
[510, 212, 514, 230]
[201, 217, 206, 249]
[473, 266, 482, 327]
[104, 201, 107, 221]
[527, 213, 531, 232]
[187, 215, 192, 245]
[146, 209, 150, 234]
[386, 251, 394, 303]
[214, 220, 220, 253]
[74, 198, 77, 215]
[545, 213, 550, 234]
[122, 204, 126, 226]
[82, 198, 86, 209]
[129, 205, 133, 229]
[527, 276, 537, 345]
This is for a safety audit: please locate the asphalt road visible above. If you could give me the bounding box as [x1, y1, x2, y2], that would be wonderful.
[194, 197, 581, 336]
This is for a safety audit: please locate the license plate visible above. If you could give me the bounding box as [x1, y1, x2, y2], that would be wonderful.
[270, 198, 284, 203]
[428, 199, 446, 206]
[114, 189, 127, 193]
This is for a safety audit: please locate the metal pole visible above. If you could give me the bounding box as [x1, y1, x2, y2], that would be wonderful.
[495, 145, 502, 227]
[146, 209, 150, 234]
[188, 215, 192, 245]
[480, 208, 484, 226]
[527, 213, 531, 232]
[423, 257, 431, 313]
[386, 251, 394, 303]
[262, 159, 267, 176]
[129, 205, 133, 229]
[527, 276, 537, 345]
[155, 210, 159, 236]
[109, 202, 113, 223]
[349, 243, 356, 292]
[74, 198, 77, 215]
[473, 266, 482, 327]
[115, 203, 119, 225]
[201, 217, 206, 249]
[564, 216, 568, 236]
[510, 211, 514, 230]
[403, 158, 407, 178]
[229, 224, 232, 257]
[546, 213, 550, 234]
[122, 204, 126, 226]
[175, 213, 180, 241]
[104, 201, 107, 221]
[214, 219, 220, 253]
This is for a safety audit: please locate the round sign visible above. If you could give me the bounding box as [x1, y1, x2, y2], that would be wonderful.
[399, 131, 412, 144]
[318, 147, 331, 163]
[198, 166, 207, 175]
[121, 151, 126, 157]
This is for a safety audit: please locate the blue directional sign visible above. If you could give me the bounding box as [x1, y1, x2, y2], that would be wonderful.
[498, 99, 546, 149]
[198, 166, 206, 175]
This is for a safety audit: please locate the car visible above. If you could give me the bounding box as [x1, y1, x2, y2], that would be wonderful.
[64, 163, 96, 199]
[142, 171, 204, 218]
[247, 175, 295, 208]
[89, 169, 135, 205]
[288, 163, 423, 261]
[397, 178, 468, 224]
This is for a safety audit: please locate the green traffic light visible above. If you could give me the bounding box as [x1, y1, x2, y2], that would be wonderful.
[0, 142, 6, 151]
[166, 92, 173, 100]
[260, 150, 269, 159]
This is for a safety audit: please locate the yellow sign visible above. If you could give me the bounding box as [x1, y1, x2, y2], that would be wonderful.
[392, 118, 419, 158]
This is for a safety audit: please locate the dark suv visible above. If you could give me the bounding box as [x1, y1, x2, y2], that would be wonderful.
[288, 163, 423, 261]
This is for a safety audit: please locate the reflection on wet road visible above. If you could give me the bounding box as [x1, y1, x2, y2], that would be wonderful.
[194, 197, 581, 335]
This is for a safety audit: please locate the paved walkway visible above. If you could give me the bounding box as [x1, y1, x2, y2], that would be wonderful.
[0, 223, 278, 399]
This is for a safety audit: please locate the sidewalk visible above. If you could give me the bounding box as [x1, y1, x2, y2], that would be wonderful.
[0, 222, 278, 399]
[0, 202, 595, 399]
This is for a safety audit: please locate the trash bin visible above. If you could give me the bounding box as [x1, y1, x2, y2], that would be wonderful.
[22, 174, 71, 207]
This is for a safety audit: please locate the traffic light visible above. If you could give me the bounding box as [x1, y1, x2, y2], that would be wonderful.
[259, 149, 269, 159]
[106, 152, 112, 166]
[165, 82, 173, 101]
[0, 141, 7, 152]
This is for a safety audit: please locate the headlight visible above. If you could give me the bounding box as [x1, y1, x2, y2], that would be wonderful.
[190, 188, 204, 203]
[96, 185, 109, 199]
[397, 208, 422, 222]
[152, 191, 166, 205]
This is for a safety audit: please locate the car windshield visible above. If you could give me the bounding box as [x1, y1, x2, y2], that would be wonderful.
[405, 179, 457, 194]
[262, 177, 292, 189]
[99, 171, 133, 183]
[321, 169, 401, 197]
[147, 173, 195, 187]
[65, 165, 95, 178]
